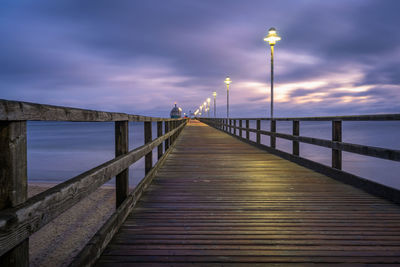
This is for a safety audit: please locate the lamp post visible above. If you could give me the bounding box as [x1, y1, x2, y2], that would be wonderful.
[207, 98, 211, 118]
[224, 76, 232, 118]
[264, 27, 281, 119]
[212, 91, 217, 118]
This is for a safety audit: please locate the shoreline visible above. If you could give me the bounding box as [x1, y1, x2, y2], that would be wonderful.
[28, 183, 115, 267]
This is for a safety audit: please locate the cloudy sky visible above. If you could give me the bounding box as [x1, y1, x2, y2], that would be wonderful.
[1, 0, 399, 117]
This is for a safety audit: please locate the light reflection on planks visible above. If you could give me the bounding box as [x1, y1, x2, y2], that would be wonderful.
[97, 120, 400, 265]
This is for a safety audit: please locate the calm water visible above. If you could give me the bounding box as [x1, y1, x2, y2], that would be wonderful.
[28, 121, 400, 189]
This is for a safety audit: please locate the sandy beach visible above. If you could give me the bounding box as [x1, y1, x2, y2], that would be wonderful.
[28, 183, 116, 267]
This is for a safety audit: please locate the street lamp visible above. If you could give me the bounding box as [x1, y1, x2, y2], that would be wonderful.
[264, 27, 281, 119]
[207, 98, 211, 118]
[224, 76, 232, 118]
[212, 92, 217, 118]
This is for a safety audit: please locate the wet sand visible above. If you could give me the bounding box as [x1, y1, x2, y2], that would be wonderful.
[28, 184, 115, 267]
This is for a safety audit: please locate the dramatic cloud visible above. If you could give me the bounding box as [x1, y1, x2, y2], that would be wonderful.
[1, 0, 399, 117]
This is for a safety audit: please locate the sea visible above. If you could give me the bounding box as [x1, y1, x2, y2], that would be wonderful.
[27, 120, 400, 190]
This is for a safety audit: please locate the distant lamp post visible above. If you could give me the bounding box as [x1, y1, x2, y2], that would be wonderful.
[200, 105, 203, 117]
[264, 27, 281, 119]
[224, 76, 232, 118]
[212, 91, 217, 118]
[207, 98, 211, 118]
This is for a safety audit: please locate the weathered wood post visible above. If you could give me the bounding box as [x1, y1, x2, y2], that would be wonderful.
[171, 121, 175, 144]
[115, 121, 129, 208]
[144, 121, 152, 174]
[239, 120, 243, 138]
[256, 119, 261, 144]
[0, 121, 29, 266]
[173, 120, 177, 143]
[157, 121, 163, 159]
[293, 120, 299, 156]
[332, 120, 342, 170]
[164, 120, 169, 151]
[270, 120, 276, 148]
[234, 120, 237, 135]
[246, 120, 250, 140]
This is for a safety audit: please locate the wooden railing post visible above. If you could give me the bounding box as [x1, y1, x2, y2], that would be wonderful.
[0, 121, 29, 266]
[157, 121, 163, 159]
[234, 120, 237, 135]
[144, 121, 152, 174]
[256, 119, 261, 144]
[332, 120, 342, 170]
[229, 119, 232, 134]
[115, 121, 129, 208]
[239, 120, 243, 138]
[270, 120, 276, 148]
[246, 120, 250, 140]
[164, 121, 169, 151]
[293, 120, 299, 156]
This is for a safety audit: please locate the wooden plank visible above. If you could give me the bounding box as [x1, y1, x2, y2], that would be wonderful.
[157, 122, 163, 159]
[164, 121, 169, 151]
[96, 120, 400, 265]
[332, 120, 342, 169]
[0, 121, 29, 266]
[0, 99, 185, 122]
[69, 127, 181, 267]
[225, 113, 400, 121]
[0, 122, 186, 257]
[144, 122, 152, 174]
[115, 121, 129, 208]
[270, 120, 276, 148]
[293, 120, 299, 156]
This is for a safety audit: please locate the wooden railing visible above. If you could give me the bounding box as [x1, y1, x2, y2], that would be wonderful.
[200, 115, 400, 204]
[0, 99, 187, 266]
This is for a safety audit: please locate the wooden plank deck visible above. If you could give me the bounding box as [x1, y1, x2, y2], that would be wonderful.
[96, 120, 400, 266]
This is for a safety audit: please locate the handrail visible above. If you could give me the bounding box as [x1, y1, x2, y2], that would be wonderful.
[0, 99, 180, 121]
[0, 99, 188, 265]
[220, 114, 400, 121]
[233, 126, 400, 162]
[200, 116, 400, 204]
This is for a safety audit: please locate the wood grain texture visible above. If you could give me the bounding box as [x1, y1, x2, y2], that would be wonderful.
[69, 124, 184, 267]
[210, 119, 400, 162]
[0, 121, 29, 266]
[0, 122, 186, 257]
[0, 99, 186, 122]
[115, 121, 129, 208]
[96, 120, 400, 265]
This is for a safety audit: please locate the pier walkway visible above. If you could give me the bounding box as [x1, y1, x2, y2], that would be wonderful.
[97, 121, 400, 265]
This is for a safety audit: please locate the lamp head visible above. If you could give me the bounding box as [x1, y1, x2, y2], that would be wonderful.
[264, 27, 281, 46]
[203, 101, 207, 106]
[224, 76, 232, 85]
[207, 98, 211, 103]
[213, 91, 217, 97]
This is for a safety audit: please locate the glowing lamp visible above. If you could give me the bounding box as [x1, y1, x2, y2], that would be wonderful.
[224, 76, 232, 85]
[264, 27, 281, 46]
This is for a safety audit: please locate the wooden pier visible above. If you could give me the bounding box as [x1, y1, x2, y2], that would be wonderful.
[1, 100, 400, 266]
[96, 120, 400, 265]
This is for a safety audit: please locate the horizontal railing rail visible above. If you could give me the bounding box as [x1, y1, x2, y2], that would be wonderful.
[0, 99, 180, 122]
[230, 114, 400, 121]
[200, 115, 400, 204]
[0, 99, 187, 266]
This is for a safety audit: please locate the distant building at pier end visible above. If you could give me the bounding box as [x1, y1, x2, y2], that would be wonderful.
[170, 103, 182, 118]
